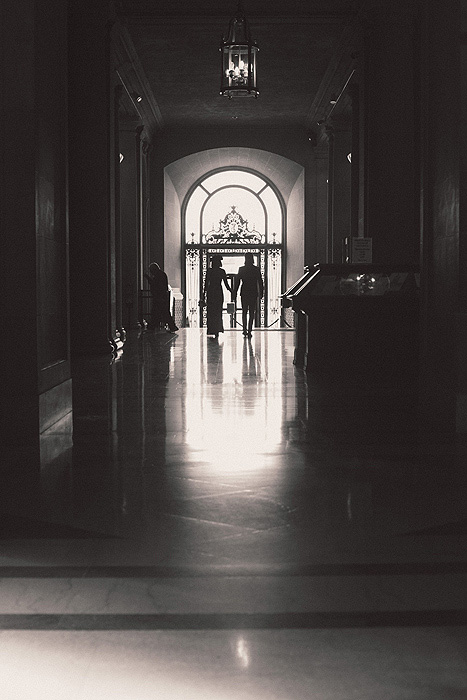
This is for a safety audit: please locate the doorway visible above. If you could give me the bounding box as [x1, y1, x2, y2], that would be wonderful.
[219, 254, 262, 331]
[183, 169, 284, 329]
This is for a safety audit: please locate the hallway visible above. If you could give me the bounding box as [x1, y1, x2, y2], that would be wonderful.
[0, 329, 466, 698]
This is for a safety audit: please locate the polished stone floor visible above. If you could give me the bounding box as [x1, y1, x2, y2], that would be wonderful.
[1, 328, 466, 699]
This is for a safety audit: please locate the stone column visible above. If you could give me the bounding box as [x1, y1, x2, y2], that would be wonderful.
[68, 0, 117, 355]
[113, 85, 125, 344]
[361, 3, 418, 264]
[141, 139, 152, 289]
[305, 145, 329, 266]
[327, 119, 352, 262]
[348, 82, 361, 239]
[418, 0, 462, 437]
[135, 126, 145, 326]
[119, 121, 142, 329]
[458, 2, 467, 432]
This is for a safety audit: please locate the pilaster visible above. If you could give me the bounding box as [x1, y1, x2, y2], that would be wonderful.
[305, 145, 329, 266]
[361, 2, 418, 264]
[68, 0, 116, 356]
[418, 0, 461, 438]
[326, 118, 352, 263]
[120, 119, 142, 329]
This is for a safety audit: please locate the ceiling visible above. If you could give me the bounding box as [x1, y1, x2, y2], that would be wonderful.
[116, 0, 360, 132]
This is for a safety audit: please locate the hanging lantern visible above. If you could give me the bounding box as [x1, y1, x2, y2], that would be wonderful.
[220, 1, 258, 98]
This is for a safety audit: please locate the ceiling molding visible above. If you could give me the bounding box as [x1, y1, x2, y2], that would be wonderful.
[119, 13, 357, 26]
[305, 18, 361, 130]
[111, 20, 164, 139]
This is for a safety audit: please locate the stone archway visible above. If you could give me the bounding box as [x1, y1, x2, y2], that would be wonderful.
[164, 148, 305, 312]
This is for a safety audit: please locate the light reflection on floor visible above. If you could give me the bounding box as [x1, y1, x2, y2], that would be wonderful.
[1, 328, 466, 699]
[182, 333, 288, 471]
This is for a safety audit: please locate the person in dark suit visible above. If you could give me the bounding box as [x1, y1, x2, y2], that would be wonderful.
[234, 253, 264, 337]
[144, 262, 178, 333]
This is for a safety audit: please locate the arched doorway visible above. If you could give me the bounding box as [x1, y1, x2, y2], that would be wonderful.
[183, 168, 284, 329]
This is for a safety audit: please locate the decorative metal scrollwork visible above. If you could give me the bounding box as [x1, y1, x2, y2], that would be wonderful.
[203, 206, 265, 245]
[186, 247, 199, 270]
[267, 247, 282, 270]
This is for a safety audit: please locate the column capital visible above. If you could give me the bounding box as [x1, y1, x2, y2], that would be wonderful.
[141, 140, 152, 156]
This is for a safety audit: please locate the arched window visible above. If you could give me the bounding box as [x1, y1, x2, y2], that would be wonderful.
[184, 168, 284, 330]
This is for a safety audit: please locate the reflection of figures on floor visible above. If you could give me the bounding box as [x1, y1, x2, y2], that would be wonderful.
[234, 253, 264, 337]
[144, 262, 178, 333]
[203, 255, 231, 339]
[206, 340, 224, 385]
[242, 336, 258, 379]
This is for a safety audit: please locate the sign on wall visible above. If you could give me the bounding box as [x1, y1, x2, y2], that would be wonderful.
[351, 237, 372, 263]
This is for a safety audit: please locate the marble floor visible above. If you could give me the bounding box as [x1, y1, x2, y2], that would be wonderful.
[1, 328, 466, 699]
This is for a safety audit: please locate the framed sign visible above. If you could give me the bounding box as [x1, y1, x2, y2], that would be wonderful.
[351, 238, 372, 263]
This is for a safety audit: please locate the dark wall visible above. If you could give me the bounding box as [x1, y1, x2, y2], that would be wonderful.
[1, 0, 37, 444]
[152, 125, 310, 169]
[1, 0, 71, 450]
[36, 0, 69, 374]
[418, 0, 462, 435]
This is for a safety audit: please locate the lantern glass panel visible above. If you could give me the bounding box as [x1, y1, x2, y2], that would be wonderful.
[221, 45, 258, 96]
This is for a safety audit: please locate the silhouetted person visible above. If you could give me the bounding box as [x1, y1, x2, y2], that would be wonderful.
[203, 255, 231, 339]
[234, 253, 264, 337]
[144, 262, 178, 333]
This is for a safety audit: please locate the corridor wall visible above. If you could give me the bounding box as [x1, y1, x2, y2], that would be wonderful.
[1, 0, 72, 462]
